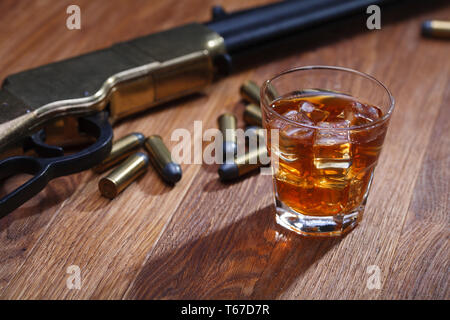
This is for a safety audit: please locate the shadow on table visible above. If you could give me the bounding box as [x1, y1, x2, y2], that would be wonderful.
[0, 175, 80, 231]
[126, 204, 343, 299]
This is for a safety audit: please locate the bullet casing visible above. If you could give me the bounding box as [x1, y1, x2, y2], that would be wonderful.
[422, 20, 450, 39]
[218, 146, 269, 181]
[93, 132, 145, 173]
[99, 152, 149, 199]
[243, 103, 263, 127]
[144, 135, 182, 184]
[240, 80, 261, 105]
[236, 146, 269, 175]
[218, 113, 237, 159]
[218, 113, 237, 139]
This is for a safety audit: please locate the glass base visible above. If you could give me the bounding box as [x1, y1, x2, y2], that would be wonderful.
[275, 199, 364, 237]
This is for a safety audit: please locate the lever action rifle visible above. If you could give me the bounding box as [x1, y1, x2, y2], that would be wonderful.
[0, 0, 397, 214]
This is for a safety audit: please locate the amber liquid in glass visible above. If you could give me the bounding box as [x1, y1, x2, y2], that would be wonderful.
[265, 91, 388, 216]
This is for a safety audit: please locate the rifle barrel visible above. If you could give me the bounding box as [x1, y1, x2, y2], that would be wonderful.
[206, 0, 392, 54]
[206, 0, 343, 37]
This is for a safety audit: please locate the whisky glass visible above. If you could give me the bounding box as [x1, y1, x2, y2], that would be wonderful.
[261, 66, 394, 236]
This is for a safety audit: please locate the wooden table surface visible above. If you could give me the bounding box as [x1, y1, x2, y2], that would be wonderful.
[0, 0, 448, 300]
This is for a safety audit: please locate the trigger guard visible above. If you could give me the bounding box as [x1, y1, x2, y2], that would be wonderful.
[23, 112, 111, 159]
[24, 130, 64, 157]
[47, 111, 113, 175]
[0, 112, 112, 217]
[78, 112, 111, 141]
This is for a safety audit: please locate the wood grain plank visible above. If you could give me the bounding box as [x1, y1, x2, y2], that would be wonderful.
[0, 0, 273, 299]
[0, 177, 81, 290]
[124, 4, 450, 300]
[0, 75, 250, 299]
[124, 167, 342, 299]
[383, 80, 450, 299]
[0, 0, 93, 292]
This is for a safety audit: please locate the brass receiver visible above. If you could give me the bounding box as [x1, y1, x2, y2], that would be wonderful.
[0, 23, 225, 151]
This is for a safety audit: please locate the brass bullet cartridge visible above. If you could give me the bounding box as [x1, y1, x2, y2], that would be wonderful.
[422, 20, 450, 39]
[218, 113, 237, 159]
[99, 152, 149, 199]
[241, 80, 278, 104]
[240, 80, 261, 105]
[93, 132, 145, 173]
[144, 135, 182, 184]
[218, 146, 269, 181]
[243, 103, 262, 127]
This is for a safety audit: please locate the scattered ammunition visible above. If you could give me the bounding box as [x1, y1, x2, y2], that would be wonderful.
[240, 80, 261, 105]
[144, 135, 182, 184]
[99, 152, 149, 199]
[93, 132, 145, 173]
[243, 103, 263, 127]
[422, 20, 450, 39]
[218, 113, 237, 159]
[218, 146, 269, 181]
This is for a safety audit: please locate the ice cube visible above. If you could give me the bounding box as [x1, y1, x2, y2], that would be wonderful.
[299, 101, 330, 123]
[275, 110, 314, 162]
[336, 107, 357, 126]
[317, 119, 352, 131]
[282, 109, 313, 123]
[315, 176, 349, 191]
[314, 121, 351, 151]
[299, 101, 315, 113]
[283, 110, 302, 122]
[313, 121, 352, 177]
[269, 110, 312, 136]
[353, 102, 381, 123]
[280, 110, 314, 138]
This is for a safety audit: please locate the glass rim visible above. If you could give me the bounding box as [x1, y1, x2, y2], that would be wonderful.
[260, 65, 395, 131]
